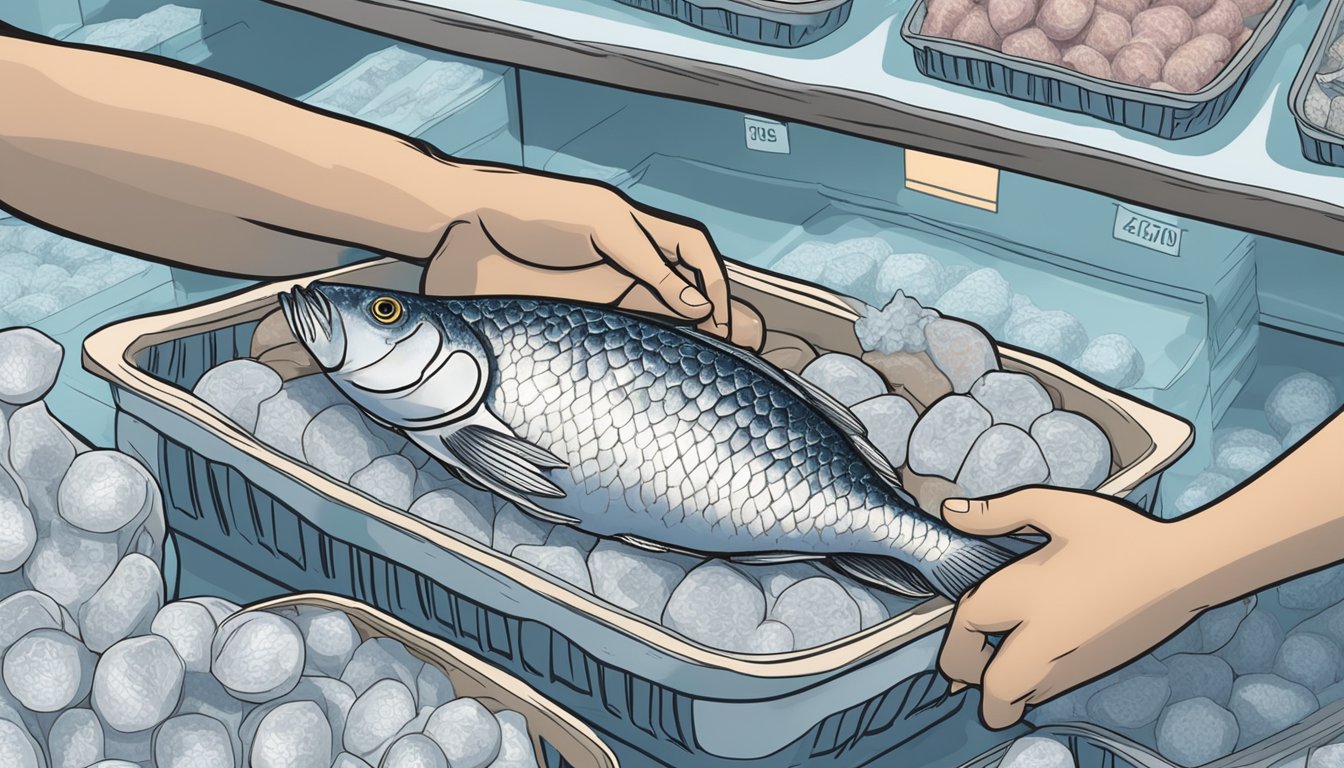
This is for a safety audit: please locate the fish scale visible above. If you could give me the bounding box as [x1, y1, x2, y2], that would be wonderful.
[281, 285, 1018, 599]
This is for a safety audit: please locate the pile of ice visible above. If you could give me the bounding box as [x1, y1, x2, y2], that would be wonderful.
[1023, 557, 1344, 767]
[1302, 25, 1344, 138]
[773, 238, 1145, 389]
[0, 223, 150, 326]
[0, 327, 543, 768]
[303, 45, 490, 137]
[62, 5, 202, 52]
[1172, 371, 1338, 515]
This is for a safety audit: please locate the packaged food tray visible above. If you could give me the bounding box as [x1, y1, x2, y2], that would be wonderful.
[612, 0, 852, 48]
[1289, 0, 1344, 166]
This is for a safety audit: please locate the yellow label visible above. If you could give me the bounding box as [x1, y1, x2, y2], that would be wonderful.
[905, 151, 999, 213]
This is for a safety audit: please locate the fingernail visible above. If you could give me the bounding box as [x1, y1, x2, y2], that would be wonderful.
[943, 498, 971, 514]
[680, 287, 709, 308]
[948, 681, 968, 694]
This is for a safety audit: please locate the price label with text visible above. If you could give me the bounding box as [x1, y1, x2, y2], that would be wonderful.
[1113, 205, 1182, 256]
[744, 116, 790, 154]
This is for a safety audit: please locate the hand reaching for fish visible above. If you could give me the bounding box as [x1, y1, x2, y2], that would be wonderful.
[420, 165, 764, 351]
[936, 488, 1200, 730]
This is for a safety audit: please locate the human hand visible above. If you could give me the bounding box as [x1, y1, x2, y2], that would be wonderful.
[421, 165, 763, 350]
[937, 488, 1207, 730]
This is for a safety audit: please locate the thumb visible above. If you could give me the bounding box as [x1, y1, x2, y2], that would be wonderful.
[650, 267, 713, 322]
[941, 486, 1077, 537]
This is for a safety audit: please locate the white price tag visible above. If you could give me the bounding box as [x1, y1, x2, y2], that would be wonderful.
[744, 116, 790, 154]
[1113, 205, 1182, 256]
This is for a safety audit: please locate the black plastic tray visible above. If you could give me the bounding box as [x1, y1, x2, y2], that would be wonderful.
[612, 0, 852, 47]
[1289, 0, 1344, 166]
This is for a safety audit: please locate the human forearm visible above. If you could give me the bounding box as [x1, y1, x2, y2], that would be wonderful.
[0, 33, 471, 276]
[1177, 410, 1344, 608]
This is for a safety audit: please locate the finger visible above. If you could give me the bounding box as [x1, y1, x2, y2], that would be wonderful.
[593, 217, 711, 322]
[980, 634, 1051, 729]
[941, 486, 1087, 538]
[727, 298, 764, 352]
[939, 583, 1020, 686]
[638, 212, 732, 336]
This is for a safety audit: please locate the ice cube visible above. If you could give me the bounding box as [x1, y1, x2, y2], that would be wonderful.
[381, 733, 448, 768]
[0, 329, 61, 406]
[1155, 697, 1239, 767]
[1165, 653, 1234, 707]
[175, 672, 245, 758]
[250, 701, 332, 768]
[408, 488, 495, 546]
[1002, 302, 1089, 363]
[924, 319, 1000, 394]
[874, 253, 946, 306]
[211, 611, 305, 702]
[1274, 633, 1342, 693]
[824, 238, 889, 292]
[24, 519, 120, 611]
[193, 360, 282, 433]
[1174, 471, 1238, 515]
[0, 273, 21, 308]
[6, 294, 61, 325]
[832, 573, 890, 629]
[0, 590, 64, 652]
[547, 524, 597, 554]
[1266, 372, 1338, 438]
[302, 404, 385, 483]
[773, 241, 833, 282]
[79, 553, 164, 653]
[512, 544, 593, 592]
[769, 577, 860, 649]
[933, 268, 1012, 335]
[342, 637, 422, 697]
[255, 376, 345, 459]
[86, 761, 139, 768]
[350, 455, 416, 510]
[999, 736, 1075, 768]
[1155, 596, 1255, 658]
[416, 664, 455, 710]
[1086, 671, 1171, 730]
[907, 395, 991, 481]
[800, 353, 888, 406]
[289, 605, 361, 679]
[855, 291, 939, 356]
[491, 503, 552, 556]
[1320, 680, 1344, 709]
[239, 674, 355, 760]
[0, 719, 41, 768]
[1071, 334, 1144, 390]
[154, 713, 235, 768]
[1219, 608, 1284, 675]
[333, 753, 374, 768]
[1228, 674, 1318, 749]
[957, 424, 1049, 498]
[183, 595, 241, 624]
[0, 494, 35, 572]
[345, 679, 416, 759]
[103, 719, 154, 763]
[587, 540, 692, 622]
[851, 395, 918, 468]
[59, 450, 153, 536]
[49, 707, 104, 768]
[662, 562, 765, 651]
[490, 710, 537, 768]
[92, 635, 185, 733]
[3, 627, 94, 712]
[1312, 744, 1344, 768]
[1281, 564, 1344, 611]
[1213, 428, 1281, 481]
[741, 620, 795, 654]
[29, 264, 70, 296]
[150, 601, 216, 674]
[423, 699, 500, 768]
[10, 403, 80, 523]
[970, 372, 1053, 431]
[862, 351, 954, 411]
[1030, 410, 1112, 491]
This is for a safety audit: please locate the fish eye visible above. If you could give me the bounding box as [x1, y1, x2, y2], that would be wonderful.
[370, 296, 403, 325]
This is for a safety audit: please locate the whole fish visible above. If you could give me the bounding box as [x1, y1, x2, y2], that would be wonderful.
[279, 283, 1016, 599]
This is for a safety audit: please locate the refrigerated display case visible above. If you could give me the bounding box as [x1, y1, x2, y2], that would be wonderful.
[5, 0, 1344, 766]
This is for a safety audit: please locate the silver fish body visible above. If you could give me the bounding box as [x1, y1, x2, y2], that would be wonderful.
[280, 284, 1014, 599]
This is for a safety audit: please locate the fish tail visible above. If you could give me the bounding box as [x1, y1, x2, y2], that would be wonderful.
[829, 540, 1017, 600]
[927, 540, 1017, 599]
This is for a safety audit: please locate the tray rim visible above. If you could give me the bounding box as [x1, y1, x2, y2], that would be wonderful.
[82, 258, 1192, 679]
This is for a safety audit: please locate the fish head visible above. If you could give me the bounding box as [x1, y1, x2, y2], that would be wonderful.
[279, 283, 491, 430]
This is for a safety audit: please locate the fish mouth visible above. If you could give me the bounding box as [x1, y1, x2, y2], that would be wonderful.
[278, 284, 344, 370]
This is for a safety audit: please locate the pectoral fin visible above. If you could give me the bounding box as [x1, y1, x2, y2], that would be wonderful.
[428, 423, 580, 525]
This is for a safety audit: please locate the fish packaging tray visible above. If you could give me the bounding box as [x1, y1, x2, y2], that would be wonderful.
[247, 592, 619, 768]
[1289, 0, 1344, 166]
[899, 0, 1292, 140]
[611, 0, 853, 48]
[83, 258, 1191, 768]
